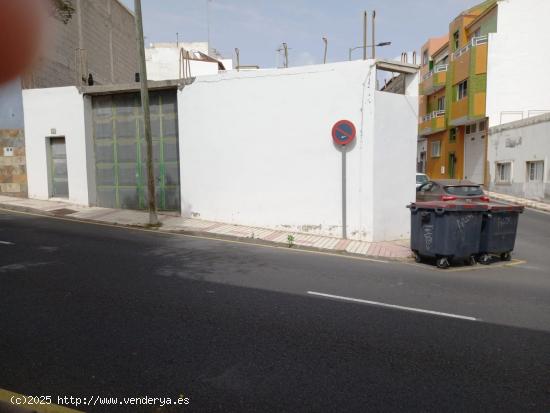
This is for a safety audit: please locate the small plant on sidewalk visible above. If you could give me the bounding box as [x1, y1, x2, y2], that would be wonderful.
[287, 234, 295, 248]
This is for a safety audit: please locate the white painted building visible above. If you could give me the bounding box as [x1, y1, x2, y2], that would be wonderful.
[21, 60, 419, 242]
[486, 0, 550, 127]
[22, 87, 95, 206]
[146, 43, 233, 81]
[488, 114, 550, 200]
[178, 60, 418, 241]
[484, 0, 550, 200]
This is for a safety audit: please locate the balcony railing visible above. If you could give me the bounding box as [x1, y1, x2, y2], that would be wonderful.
[421, 110, 446, 122]
[452, 35, 488, 60]
[421, 64, 449, 81]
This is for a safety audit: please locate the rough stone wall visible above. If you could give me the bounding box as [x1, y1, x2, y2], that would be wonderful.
[23, 0, 138, 88]
[0, 129, 27, 197]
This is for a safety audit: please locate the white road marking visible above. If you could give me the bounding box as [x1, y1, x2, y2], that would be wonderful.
[307, 291, 478, 321]
[0, 241, 14, 245]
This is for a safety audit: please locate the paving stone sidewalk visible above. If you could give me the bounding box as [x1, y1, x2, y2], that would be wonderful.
[0, 195, 412, 260]
[486, 191, 550, 213]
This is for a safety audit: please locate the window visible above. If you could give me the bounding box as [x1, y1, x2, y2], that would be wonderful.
[527, 161, 544, 182]
[453, 31, 460, 50]
[479, 120, 486, 131]
[422, 50, 429, 66]
[419, 182, 434, 192]
[431, 141, 441, 158]
[468, 28, 481, 41]
[449, 128, 457, 142]
[496, 162, 512, 183]
[416, 174, 429, 185]
[465, 123, 478, 135]
[437, 96, 445, 111]
[445, 185, 483, 196]
[457, 80, 468, 100]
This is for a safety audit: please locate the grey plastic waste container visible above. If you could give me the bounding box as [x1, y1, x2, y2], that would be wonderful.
[408, 201, 488, 269]
[477, 204, 524, 264]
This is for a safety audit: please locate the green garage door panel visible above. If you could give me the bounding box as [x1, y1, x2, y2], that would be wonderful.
[92, 90, 180, 211]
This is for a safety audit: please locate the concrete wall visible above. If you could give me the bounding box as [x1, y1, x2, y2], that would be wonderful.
[486, 0, 550, 127]
[177, 61, 417, 241]
[22, 87, 92, 205]
[23, 0, 138, 88]
[488, 114, 550, 200]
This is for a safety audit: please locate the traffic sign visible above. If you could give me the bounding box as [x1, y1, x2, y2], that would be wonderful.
[332, 120, 356, 146]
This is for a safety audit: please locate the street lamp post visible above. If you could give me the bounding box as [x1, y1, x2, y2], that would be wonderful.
[349, 42, 391, 61]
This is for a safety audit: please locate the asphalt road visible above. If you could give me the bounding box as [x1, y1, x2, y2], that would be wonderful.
[1, 209, 549, 412]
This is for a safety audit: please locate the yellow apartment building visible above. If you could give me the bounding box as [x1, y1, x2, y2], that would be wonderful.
[419, 0, 498, 184]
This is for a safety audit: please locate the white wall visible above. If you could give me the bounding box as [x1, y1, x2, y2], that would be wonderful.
[177, 61, 417, 241]
[488, 114, 550, 199]
[373, 91, 418, 240]
[486, 0, 550, 127]
[22, 87, 91, 205]
[146, 46, 224, 81]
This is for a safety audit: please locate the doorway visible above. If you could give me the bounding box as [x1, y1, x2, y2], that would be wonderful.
[49, 137, 69, 198]
[448, 152, 457, 179]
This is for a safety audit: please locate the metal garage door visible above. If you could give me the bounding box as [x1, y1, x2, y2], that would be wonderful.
[463, 121, 486, 185]
[92, 90, 180, 211]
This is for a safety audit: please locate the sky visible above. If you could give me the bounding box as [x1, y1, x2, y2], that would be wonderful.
[121, 0, 482, 68]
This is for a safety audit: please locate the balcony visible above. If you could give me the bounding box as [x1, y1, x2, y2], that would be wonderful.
[419, 64, 448, 95]
[419, 110, 446, 136]
[451, 36, 488, 60]
[452, 36, 488, 83]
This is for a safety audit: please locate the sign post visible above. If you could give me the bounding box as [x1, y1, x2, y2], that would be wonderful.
[332, 120, 357, 239]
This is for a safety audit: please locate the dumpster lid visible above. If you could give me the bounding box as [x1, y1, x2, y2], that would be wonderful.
[487, 203, 525, 213]
[408, 201, 489, 211]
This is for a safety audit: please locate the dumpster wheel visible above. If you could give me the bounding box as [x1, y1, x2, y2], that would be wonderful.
[413, 251, 422, 263]
[500, 252, 512, 261]
[478, 254, 491, 265]
[436, 257, 450, 269]
[466, 256, 477, 266]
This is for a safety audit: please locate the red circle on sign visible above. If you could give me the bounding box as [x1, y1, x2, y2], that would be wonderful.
[332, 120, 356, 146]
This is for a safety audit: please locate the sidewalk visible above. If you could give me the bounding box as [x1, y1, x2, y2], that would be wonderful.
[486, 191, 550, 213]
[0, 195, 412, 260]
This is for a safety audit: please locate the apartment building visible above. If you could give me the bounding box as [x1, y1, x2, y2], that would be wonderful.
[419, 0, 497, 184]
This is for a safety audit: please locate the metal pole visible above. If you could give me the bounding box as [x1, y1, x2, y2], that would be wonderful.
[372, 10, 376, 59]
[323, 37, 328, 64]
[283, 42, 288, 68]
[206, 0, 211, 55]
[342, 147, 347, 239]
[134, 0, 158, 225]
[363, 11, 368, 60]
[348, 48, 352, 61]
[235, 48, 240, 71]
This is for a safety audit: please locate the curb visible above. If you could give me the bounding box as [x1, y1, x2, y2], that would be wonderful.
[487, 193, 550, 213]
[0, 202, 412, 263]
